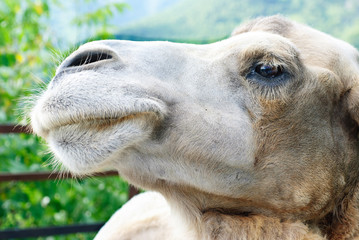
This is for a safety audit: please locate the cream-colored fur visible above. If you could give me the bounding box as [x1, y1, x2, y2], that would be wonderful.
[31, 16, 359, 239]
[94, 192, 189, 240]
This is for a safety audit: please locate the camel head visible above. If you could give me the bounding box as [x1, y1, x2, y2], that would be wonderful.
[31, 16, 359, 238]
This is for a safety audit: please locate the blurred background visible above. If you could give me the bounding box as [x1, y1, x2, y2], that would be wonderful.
[1, 0, 359, 239]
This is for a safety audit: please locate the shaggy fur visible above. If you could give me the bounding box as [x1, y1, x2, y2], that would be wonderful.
[31, 16, 359, 239]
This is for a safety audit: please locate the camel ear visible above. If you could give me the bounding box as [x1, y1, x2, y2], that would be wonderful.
[348, 85, 359, 124]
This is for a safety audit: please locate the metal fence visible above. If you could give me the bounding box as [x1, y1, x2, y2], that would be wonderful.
[0, 124, 139, 239]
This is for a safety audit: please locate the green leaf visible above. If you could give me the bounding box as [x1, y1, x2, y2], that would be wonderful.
[0, 54, 16, 67]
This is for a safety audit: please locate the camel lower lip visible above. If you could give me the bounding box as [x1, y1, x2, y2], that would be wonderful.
[47, 113, 156, 174]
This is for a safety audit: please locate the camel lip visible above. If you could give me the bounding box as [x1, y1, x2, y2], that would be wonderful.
[33, 111, 162, 139]
[31, 94, 168, 139]
[64, 112, 159, 129]
[54, 113, 150, 128]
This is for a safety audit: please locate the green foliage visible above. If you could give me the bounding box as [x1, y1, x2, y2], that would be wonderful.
[0, 134, 50, 173]
[119, 0, 359, 48]
[73, 2, 128, 28]
[72, 1, 129, 39]
[0, 0, 129, 239]
[0, 0, 53, 124]
[1, 176, 128, 240]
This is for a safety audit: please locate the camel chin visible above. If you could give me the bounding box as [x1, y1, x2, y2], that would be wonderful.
[31, 15, 359, 239]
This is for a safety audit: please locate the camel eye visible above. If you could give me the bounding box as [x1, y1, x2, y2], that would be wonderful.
[246, 63, 289, 87]
[255, 64, 283, 78]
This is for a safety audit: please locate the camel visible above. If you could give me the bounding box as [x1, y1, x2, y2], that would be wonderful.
[30, 15, 359, 239]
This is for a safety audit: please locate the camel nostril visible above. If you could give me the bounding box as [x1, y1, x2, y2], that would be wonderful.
[65, 51, 113, 68]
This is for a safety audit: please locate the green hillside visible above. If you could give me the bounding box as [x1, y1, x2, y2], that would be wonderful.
[117, 0, 359, 48]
